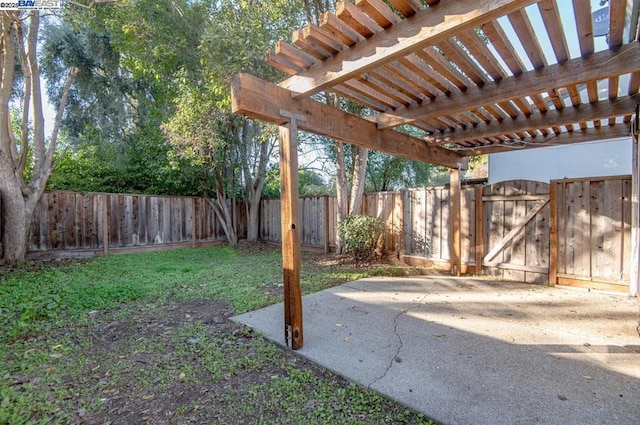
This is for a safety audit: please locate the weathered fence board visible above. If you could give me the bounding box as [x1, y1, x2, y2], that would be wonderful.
[362, 192, 403, 252]
[28, 192, 227, 253]
[403, 186, 468, 265]
[260, 197, 334, 248]
[553, 176, 631, 288]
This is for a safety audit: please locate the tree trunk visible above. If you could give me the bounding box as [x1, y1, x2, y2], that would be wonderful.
[246, 197, 261, 242]
[0, 11, 77, 265]
[242, 120, 271, 242]
[0, 170, 29, 264]
[210, 198, 238, 246]
[209, 173, 238, 245]
[246, 170, 266, 242]
[335, 141, 348, 223]
[349, 146, 368, 215]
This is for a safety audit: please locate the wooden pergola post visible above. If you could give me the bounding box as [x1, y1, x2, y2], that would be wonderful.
[450, 167, 462, 276]
[631, 106, 639, 299]
[279, 110, 304, 350]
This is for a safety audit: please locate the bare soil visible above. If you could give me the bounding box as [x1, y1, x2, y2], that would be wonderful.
[2, 245, 433, 424]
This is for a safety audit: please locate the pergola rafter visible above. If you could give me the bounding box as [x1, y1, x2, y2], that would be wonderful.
[250, 0, 640, 156]
[279, 0, 540, 98]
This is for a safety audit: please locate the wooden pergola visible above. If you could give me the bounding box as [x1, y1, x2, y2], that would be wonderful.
[231, 0, 640, 349]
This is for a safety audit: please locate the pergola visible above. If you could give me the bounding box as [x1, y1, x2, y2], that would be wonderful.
[231, 0, 640, 349]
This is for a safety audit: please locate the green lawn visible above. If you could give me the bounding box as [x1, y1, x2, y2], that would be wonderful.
[0, 245, 435, 424]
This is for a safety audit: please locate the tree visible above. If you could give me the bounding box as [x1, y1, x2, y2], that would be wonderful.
[163, 84, 275, 244]
[163, 0, 314, 243]
[315, 95, 369, 226]
[0, 10, 78, 265]
[262, 167, 331, 198]
[365, 150, 439, 192]
[41, 0, 207, 196]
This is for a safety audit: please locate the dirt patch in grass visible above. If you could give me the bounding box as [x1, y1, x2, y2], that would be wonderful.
[0, 257, 91, 276]
[2, 246, 438, 424]
[3, 298, 434, 424]
[76, 299, 255, 424]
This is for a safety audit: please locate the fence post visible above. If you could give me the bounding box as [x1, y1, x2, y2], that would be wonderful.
[402, 190, 411, 259]
[449, 168, 461, 276]
[475, 185, 484, 275]
[192, 197, 197, 247]
[391, 191, 400, 257]
[549, 180, 558, 287]
[631, 126, 639, 297]
[323, 196, 330, 253]
[103, 193, 109, 256]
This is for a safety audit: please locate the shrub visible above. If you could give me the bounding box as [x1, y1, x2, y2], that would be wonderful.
[336, 215, 386, 261]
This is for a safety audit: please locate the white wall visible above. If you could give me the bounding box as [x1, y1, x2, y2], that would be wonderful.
[488, 138, 633, 184]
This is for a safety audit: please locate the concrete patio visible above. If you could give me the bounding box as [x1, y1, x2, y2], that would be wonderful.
[232, 276, 640, 425]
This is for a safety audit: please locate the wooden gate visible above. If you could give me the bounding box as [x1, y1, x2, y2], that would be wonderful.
[479, 181, 550, 284]
[550, 176, 632, 292]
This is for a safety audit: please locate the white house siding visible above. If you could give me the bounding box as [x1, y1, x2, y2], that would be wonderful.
[488, 138, 633, 184]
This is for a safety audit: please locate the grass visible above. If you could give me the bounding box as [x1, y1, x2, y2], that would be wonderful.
[0, 244, 436, 424]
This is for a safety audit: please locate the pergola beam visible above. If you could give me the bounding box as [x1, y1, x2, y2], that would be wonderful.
[455, 124, 631, 155]
[374, 43, 640, 129]
[231, 73, 467, 169]
[278, 0, 540, 98]
[423, 95, 639, 147]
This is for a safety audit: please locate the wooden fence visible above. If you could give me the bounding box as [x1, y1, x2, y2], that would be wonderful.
[4, 176, 633, 291]
[552, 176, 632, 291]
[260, 197, 337, 250]
[259, 177, 631, 291]
[27, 192, 246, 254]
[259, 193, 403, 251]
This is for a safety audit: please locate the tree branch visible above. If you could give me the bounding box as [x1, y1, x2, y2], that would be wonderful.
[26, 11, 45, 169]
[48, 67, 79, 163]
[0, 12, 18, 171]
[15, 17, 30, 176]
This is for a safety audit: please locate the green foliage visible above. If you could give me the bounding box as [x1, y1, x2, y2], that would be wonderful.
[262, 168, 331, 199]
[38, 0, 336, 199]
[39, 1, 213, 196]
[201, 0, 307, 88]
[366, 150, 442, 192]
[336, 215, 387, 261]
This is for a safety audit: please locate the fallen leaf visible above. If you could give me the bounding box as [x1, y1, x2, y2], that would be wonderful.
[583, 375, 593, 380]
[336, 323, 344, 327]
[433, 333, 447, 338]
[343, 336, 349, 341]
[558, 395, 567, 401]
[142, 393, 155, 400]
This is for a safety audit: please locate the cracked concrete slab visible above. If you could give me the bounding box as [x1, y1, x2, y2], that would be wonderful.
[232, 276, 640, 425]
